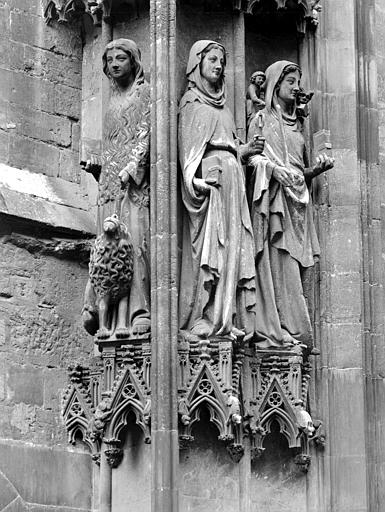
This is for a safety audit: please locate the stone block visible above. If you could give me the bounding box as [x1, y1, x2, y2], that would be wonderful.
[55, 84, 81, 120]
[11, 0, 43, 16]
[59, 149, 81, 183]
[10, 11, 82, 59]
[325, 205, 361, 274]
[328, 273, 362, 323]
[9, 134, 60, 177]
[0, 6, 10, 40]
[328, 369, 366, 457]
[8, 104, 72, 148]
[7, 365, 44, 406]
[72, 122, 81, 153]
[329, 454, 368, 511]
[325, 41, 356, 93]
[326, 149, 360, 207]
[43, 368, 67, 411]
[325, 93, 357, 150]
[0, 441, 92, 508]
[8, 71, 56, 114]
[327, 323, 363, 369]
[0, 129, 9, 164]
[1, 496, 28, 512]
[11, 44, 82, 90]
[0, 469, 18, 510]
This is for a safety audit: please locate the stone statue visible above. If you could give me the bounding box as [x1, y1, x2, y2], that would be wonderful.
[248, 61, 334, 349]
[178, 40, 264, 341]
[88, 214, 134, 339]
[82, 39, 151, 339]
[246, 71, 266, 128]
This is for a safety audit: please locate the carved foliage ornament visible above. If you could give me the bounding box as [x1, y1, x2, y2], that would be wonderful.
[43, 0, 112, 25]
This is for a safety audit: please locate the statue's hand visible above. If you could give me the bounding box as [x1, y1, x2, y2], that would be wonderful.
[240, 136, 265, 162]
[81, 155, 101, 181]
[118, 162, 136, 189]
[312, 153, 335, 176]
[193, 177, 211, 196]
[273, 165, 296, 187]
[247, 135, 265, 157]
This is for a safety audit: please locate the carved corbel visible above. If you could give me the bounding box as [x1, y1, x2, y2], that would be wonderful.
[104, 438, 123, 468]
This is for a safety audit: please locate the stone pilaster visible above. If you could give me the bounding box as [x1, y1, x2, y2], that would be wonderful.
[150, 1, 179, 511]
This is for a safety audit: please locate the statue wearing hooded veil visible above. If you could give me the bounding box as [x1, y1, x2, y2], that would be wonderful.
[178, 40, 264, 341]
[82, 39, 151, 339]
[248, 60, 334, 349]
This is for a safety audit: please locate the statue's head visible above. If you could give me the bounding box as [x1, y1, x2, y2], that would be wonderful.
[183, 40, 227, 107]
[263, 61, 302, 111]
[199, 43, 226, 88]
[250, 71, 265, 86]
[102, 39, 144, 84]
[103, 214, 120, 235]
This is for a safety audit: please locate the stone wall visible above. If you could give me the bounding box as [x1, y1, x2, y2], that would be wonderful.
[0, 2, 94, 511]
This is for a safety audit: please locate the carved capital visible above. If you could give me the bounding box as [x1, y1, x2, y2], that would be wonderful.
[104, 438, 123, 468]
[226, 443, 244, 463]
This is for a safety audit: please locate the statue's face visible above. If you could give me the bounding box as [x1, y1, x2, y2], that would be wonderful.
[200, 48, 225, 86]
[277, 70, 300, 104]
[254, 75, 265, 86]
[106, 48, 132, 81]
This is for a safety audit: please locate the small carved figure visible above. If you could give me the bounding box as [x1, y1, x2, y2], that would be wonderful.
[88, 214, 133, 339]
[296, 87, 314, 121]
[295, 399, 315, 436]
[178, 40, 264, 341]
[82, 39, 151, 339]
[178, 395, 191, 426]
[226, 389, 242, 425]
[143, 398, 151, 443]
[248, 61, 334, 349]
[310, 0, 322, 25]
[246, 71, 266, 128]
[87, 395, 112, 441]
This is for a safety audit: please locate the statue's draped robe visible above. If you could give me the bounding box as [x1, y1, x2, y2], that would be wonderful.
[179, 89, 256, 338]
[249, 85, 319, 348]
[97, 80, 151, 328]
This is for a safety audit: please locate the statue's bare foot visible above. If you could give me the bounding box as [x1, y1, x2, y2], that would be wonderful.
[115, 327, 131, 339]
[231, 326, 245, 339]
[97, 327, 111, 339]
[282, 332, 297, 346]
[191, 319, 211, 337]
[132, 318, 151, 336]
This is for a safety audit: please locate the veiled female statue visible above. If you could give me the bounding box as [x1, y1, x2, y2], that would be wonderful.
[82, 39, 150, 338]
[178, 40, 264, 341]
[248, 60, 334, 349]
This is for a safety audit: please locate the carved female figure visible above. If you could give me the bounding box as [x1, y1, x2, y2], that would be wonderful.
[178, 40, 264, 340]
[248, 61, 334, 348]
[82, 39, 150, 338]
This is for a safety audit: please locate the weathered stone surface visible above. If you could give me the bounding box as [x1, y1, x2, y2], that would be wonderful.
[111, 424, 151, 512]
[10, 11, 82, 58]
[0, 441, 92, 508]
[7, 365, 44, 406]
[180, 420, 240, 511]
[0, 164, 95, 235]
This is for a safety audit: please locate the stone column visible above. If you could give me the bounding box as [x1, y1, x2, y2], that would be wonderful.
[310, 1, 370, 510]
[149, 1, 179, 511]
